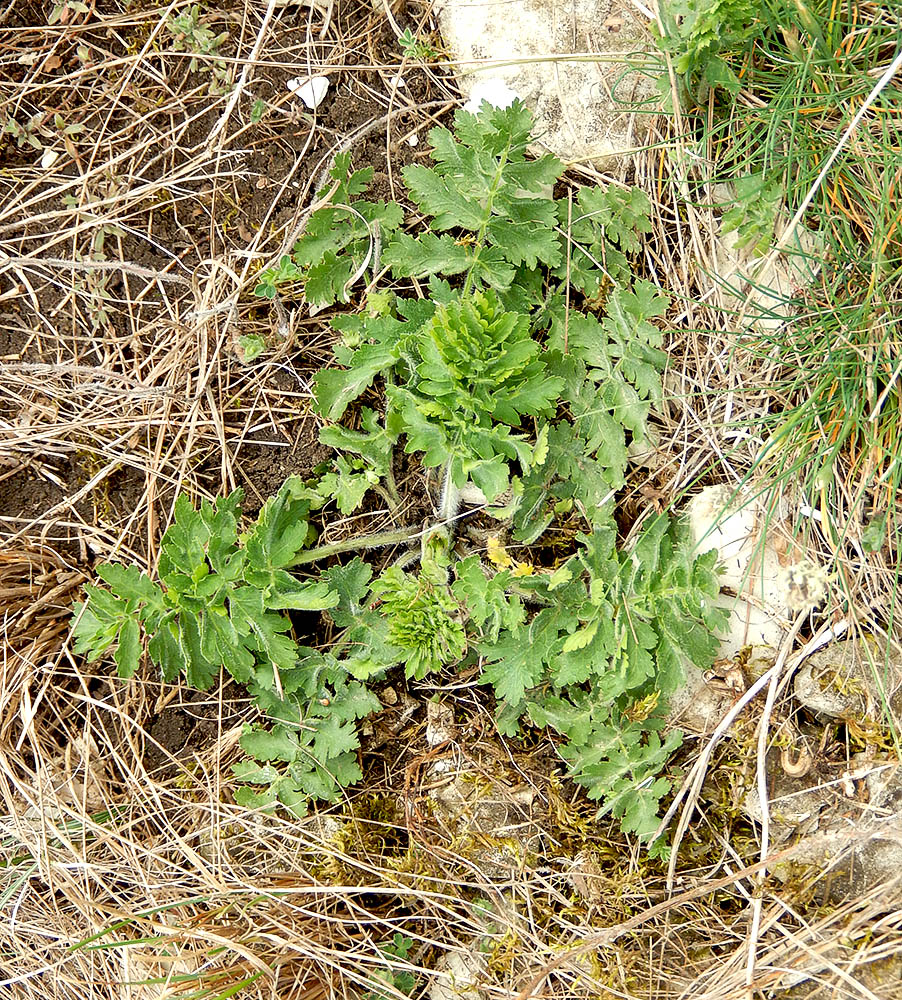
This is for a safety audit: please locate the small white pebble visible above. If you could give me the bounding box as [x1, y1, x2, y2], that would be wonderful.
[388, 74, 406, 89]
[40, 148, 59, 169]
[287, 74, 330, 110]
[406, 131, 419, 147]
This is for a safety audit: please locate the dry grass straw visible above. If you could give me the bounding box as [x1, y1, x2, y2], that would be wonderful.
[4, 653, 902, 1000]
[2, 0, 902, 998]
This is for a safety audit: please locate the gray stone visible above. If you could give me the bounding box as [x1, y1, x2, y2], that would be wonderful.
[429, 950, 488, 1000]
[794, 634, 902, 727]
[780, 936, 902, 997]
[686, 485, 795, 657]
[426, 698, 458, 746]
[435, 0, 660, 167]
[430, 771, 543, 878]
[712, 190, 826, 336]
[742, 752, 902, 901]
[666, 661, 737, 736]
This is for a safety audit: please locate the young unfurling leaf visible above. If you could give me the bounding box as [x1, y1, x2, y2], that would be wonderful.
[371, 566, 466, 680]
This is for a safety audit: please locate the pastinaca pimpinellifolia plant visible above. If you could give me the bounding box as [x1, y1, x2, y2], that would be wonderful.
[72, 102, 726, 852]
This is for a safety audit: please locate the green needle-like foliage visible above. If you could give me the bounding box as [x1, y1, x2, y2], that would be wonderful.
[371, 566, 467, 681]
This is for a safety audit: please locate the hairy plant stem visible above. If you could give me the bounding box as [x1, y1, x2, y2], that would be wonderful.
[291, 525, 422, 565]
[438, 460, 462, 525]
[293, 464, 463, 568]
[373, 481, 401, 514]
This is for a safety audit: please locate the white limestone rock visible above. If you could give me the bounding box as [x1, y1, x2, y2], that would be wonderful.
[687, 485, 806, 657]
[667, 661, 740, 736]
[462, 77, 520, 114]
[712, 183, 826, 335]
[435, 0, 660, 167]
[744, 753, 902, 902]
[428, 949, 488, 1000]
[287, 74, 330, 109]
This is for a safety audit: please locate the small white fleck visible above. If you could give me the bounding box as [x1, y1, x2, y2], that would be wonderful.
[388, 74, 406, 89]
[406, 131, 419, 147]
[41, 148, 59, 169]
[287, 74, 330, 110]
[463, 78, 520, 113]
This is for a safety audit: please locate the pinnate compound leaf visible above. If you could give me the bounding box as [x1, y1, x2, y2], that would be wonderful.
[264, 573, 338, 612]
[451, 101, 558, 178]
[485, 213, 561, 270]
[318, 408, 398, 477]
[304, 251, 354, 306]
[656, 0, 758, 93]
[69, 101, 725, 846]
[245, 476, 314, 570]
[312, 716, 359, 760]
[147, 616, 183, 682]
[452, 556, 524, 641]
[323, 558, 373, 620]
[71, 586, 130, 660]
[526, 693, 594, 746]
[302, 754, 364, 798]
[178, 612, 219, 690]
[97, 563, 165, 608]
[562, 724, 682, 837]
[386, 386, 450, 469]
[402, 164, 485, 231]
[239, 723, 301, 763]
[317, 456, 376, 515]
[511, 419, 621, 541]
[327, 152, 372, 197]
[326, 679, 382, 722]
[568, 185, 653, 255]
[721, 172, 782, 254]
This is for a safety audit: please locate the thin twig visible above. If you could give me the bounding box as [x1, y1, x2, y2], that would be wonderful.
[205, 0, 281, 153]
[745, 610, 808, 996]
